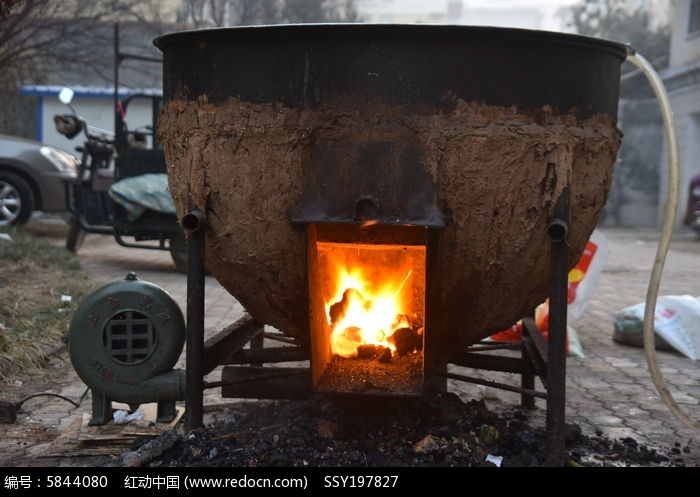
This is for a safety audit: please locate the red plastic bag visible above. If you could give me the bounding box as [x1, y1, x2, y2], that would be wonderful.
[489, 322, 522, 341]
[568, 229, 608, 322]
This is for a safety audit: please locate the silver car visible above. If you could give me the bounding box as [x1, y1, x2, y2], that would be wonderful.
[0, 134, 79, 226]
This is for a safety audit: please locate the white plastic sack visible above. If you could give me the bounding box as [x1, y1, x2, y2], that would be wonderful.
[613, 295, 700, 361]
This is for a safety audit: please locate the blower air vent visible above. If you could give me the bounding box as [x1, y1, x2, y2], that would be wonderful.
[104, 310, 157, 365]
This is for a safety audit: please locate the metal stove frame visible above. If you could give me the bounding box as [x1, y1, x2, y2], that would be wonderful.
[180, 186, 571, 467]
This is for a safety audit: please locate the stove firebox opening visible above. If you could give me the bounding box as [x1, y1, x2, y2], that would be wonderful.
[308, 223, 427, 396]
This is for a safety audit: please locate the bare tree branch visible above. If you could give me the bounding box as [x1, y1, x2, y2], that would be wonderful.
[0, 0, 362, 94]
[0, 0, 23, 20]
[0, 0, 178, 91]
[563, 0, 670, 98]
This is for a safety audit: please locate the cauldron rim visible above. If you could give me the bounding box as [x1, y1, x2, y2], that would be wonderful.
[153, 22, 628, 61]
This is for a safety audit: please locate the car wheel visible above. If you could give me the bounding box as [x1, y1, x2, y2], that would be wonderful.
[0, 172, 35, 226]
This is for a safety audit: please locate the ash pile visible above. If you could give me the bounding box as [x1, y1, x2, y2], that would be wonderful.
[109, 393, 690, 468]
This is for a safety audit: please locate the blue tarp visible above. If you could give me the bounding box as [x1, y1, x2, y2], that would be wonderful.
[108, 173, 176, 221]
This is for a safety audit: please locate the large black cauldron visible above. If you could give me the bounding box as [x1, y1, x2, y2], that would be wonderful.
[154, 24, 627, 363]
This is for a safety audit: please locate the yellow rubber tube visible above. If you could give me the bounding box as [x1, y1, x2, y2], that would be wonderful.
[626, 49, 700, 433]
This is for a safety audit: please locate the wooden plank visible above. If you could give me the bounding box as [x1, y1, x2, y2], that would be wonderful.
[521, 317, 548, 378]
[44, 402, 184, 457]
[202, 314, 264, 374]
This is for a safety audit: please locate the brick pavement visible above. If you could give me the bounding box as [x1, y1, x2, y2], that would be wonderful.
[1, 222, 698, 466]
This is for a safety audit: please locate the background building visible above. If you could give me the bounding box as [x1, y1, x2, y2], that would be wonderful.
[18, 85, 161, 152]
[358, 0, 576, 31]
[663, 0, 700, 228]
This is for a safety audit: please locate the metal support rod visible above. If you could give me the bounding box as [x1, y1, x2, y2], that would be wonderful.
[184, 208, 206, 432]
[113, 23, 119, 146]
[204, 369, 308, 389]
[545, 187, 570, 467]
[250, 330, 264, 367]
[262, 331, 303, 345]
[451, 352, 537, 375]
[521, 336, 536, 409]
[466, 343, 523, 352]
[438, 371, 547, 399]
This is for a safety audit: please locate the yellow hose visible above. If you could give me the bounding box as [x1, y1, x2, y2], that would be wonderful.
[626, 50, 700, 433]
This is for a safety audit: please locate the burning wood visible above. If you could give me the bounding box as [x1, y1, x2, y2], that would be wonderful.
[331, 327, 423, 365]
[376, 347, 392, 364]
[329, 286, 423, 361]
[329, 289, 366, 326]
[389, 326, 423, 356]
[356, 344, 377, 359]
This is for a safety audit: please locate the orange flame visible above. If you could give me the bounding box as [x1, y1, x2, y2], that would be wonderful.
[322, 243, 419, 359]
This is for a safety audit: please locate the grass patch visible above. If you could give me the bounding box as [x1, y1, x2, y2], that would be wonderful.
[0, 225, 96, 380]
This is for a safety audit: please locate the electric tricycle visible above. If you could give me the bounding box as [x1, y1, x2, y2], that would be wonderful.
[55, 87, 187, 272]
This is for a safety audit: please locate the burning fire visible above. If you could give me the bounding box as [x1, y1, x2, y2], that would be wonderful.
[321, 243, 424, 360]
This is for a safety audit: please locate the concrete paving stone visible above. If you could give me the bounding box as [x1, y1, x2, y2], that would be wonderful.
[572, 378, 614, 390]
[608, 360, 644, 370]
[605, 403, 650, 417]
[647, 425, 696, 442]
[662, 391, 699, 405]
[670, 385, 700, 400]
[564, 406, 578, 417]
[684, 369, 700, 380]
[659, 374, 700, 387]
[580, 362, 620, 374]
[567, 396, 607, 410]
[624, 366, 666, 378]
[587, 413, 625, 426]
[638, 427, 686, 440]
[601, 426, 653, 442]
[565, 372, 591, 386]
[606, 374, 645, 384]
[626, 389, 669, 402]
[591, 389, 633, 403]
[57, 416, 78, 430]
[646, 408, 694, 423]
[584, 310, 613, 322]
[627, 405, 671, 418]
[610, 384, 658, 396]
